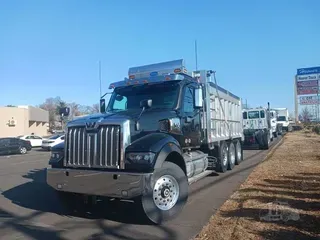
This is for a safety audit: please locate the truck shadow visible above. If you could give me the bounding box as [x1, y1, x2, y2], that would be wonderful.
[1, 168, 151, 225]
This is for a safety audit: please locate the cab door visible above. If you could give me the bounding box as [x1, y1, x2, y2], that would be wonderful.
[181, 84, 202, 148]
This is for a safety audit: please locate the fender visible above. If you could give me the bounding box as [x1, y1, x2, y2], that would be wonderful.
[126, 132, 183, 169]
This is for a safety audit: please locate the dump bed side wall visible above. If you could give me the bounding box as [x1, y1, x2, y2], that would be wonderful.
[203, 82, 244, 145]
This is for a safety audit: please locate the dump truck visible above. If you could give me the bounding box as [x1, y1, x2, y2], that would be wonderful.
[47, 59, 244, 224]
[242, 104, 274, 149]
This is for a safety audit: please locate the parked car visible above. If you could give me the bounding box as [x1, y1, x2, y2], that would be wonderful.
[0, 137, 32, 155]
[42, 134, 65, 151]
[17, 134, 43, 147]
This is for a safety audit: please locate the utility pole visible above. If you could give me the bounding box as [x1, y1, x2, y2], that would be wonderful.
[195, 40, 198, 71]
[99, 60, 102, 98]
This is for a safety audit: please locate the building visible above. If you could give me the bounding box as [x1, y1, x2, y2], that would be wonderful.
[0, 106, 49, 138]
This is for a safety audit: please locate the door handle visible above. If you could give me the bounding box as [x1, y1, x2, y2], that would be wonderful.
[185, 116, 193, 123]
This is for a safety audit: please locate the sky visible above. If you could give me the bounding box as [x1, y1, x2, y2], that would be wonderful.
[0, 0, 320, 114]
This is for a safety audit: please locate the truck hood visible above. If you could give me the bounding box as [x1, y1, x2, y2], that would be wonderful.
[67, 109, 178, 141]
[69, 109, 177, 126]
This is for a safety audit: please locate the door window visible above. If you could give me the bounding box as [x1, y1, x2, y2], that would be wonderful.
[0, 139, 10, 146]
[183, 86, 194, 113]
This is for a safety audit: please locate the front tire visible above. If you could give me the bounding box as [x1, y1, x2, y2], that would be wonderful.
[139, 161, 188, 224]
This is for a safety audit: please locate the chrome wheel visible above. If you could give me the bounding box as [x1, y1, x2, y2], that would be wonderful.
[229, 143, 236, 165]
[222, 145, 228, 166]
[20, 147, 27, 154]
[153, 175, 179, 211]
[236, 141, 242, 161]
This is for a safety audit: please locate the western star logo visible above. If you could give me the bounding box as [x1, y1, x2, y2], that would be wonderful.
[86, 122, 96, 129]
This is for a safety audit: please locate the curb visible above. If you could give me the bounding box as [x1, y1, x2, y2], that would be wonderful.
[262, 136, 284, 162]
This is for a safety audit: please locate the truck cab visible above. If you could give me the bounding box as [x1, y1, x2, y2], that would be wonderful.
[274, 108, 292, 132]
[242, 106, 273, 149]
[47, 59, 244, 224]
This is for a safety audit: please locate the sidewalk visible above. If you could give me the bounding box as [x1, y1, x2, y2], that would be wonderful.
[194, 131, 320, 240]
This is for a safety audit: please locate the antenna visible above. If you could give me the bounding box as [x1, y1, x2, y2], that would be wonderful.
[195, 40, 198, 71]
[99, 60, 102, 98]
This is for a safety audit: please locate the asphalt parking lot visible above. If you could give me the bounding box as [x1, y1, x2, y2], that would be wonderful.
[0, 138, 282, 240]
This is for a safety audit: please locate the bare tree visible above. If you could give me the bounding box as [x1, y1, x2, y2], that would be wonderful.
[68, 102, 81, 120]
[301, 107, 312, 122]
[38, 97, 59, 129]
[91, 103, 100, 113]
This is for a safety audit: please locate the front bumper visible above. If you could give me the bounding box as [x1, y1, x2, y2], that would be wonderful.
[46, 168, 152, 199]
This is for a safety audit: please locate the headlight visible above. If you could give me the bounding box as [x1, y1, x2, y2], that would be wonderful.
[50, 152, 64, 162]
[125, 152, 156, 165]
[159, 118, 181, 134]
[51, 152, 61, 159]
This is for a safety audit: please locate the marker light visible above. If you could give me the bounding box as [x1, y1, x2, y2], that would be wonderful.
[129, 75, 135, 79]
[165, 76, 171, 80]
[143, 80, 148, 83]
[109, 84, 115, 89]
[174, 68, 181, 73]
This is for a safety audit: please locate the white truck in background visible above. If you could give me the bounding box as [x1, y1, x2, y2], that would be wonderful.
[273, 108, 292, 132]
[269, 110, 282, 137]
[242, 103, 274, 149]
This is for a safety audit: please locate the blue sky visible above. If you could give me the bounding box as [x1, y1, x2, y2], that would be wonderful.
[0, 0, 319, 114]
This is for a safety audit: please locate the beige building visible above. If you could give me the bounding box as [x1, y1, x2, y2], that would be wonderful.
[0, 106, 49, 138]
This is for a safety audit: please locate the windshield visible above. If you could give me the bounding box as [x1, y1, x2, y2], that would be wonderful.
[277, 116, 286, 121]
[49, 134, 62, 140]
[107, 82, 180, 112]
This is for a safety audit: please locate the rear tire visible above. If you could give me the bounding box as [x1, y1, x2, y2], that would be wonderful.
[19, 146, 27, 154]
[227, 142, 236, 170]
[139, 161, 188, 224]
[234, 140, 243, 165]
[273, 132, 277, 138]
[216, 141, 228, 173]
[262, 132, 270, 150]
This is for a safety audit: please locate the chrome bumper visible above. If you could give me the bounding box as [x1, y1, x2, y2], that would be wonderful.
[46, 168, 152, 199]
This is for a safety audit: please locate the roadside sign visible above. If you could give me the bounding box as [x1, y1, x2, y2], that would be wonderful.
[297, 67, 320, 75]
[300, 96, 320, 105]
[296, 80, 318, 87]
[297, 86, 318, 95]
[296, 74, 319, 81]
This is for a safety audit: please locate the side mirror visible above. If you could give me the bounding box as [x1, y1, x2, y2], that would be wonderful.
[140, 99, 152, 109]
[100, 99, 106, 113]
[59, 107, 70, 117]
[194, 87, 203, 108]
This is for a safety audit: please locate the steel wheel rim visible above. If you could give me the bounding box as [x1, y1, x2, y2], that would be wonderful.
[222, 146, 228, 166]
[153, 174, 179, 211]
[236, 142, 242, 160]
[230, 143, 235, 165]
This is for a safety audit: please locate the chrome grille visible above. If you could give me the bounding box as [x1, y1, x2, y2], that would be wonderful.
[65, 125, 121, 168]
